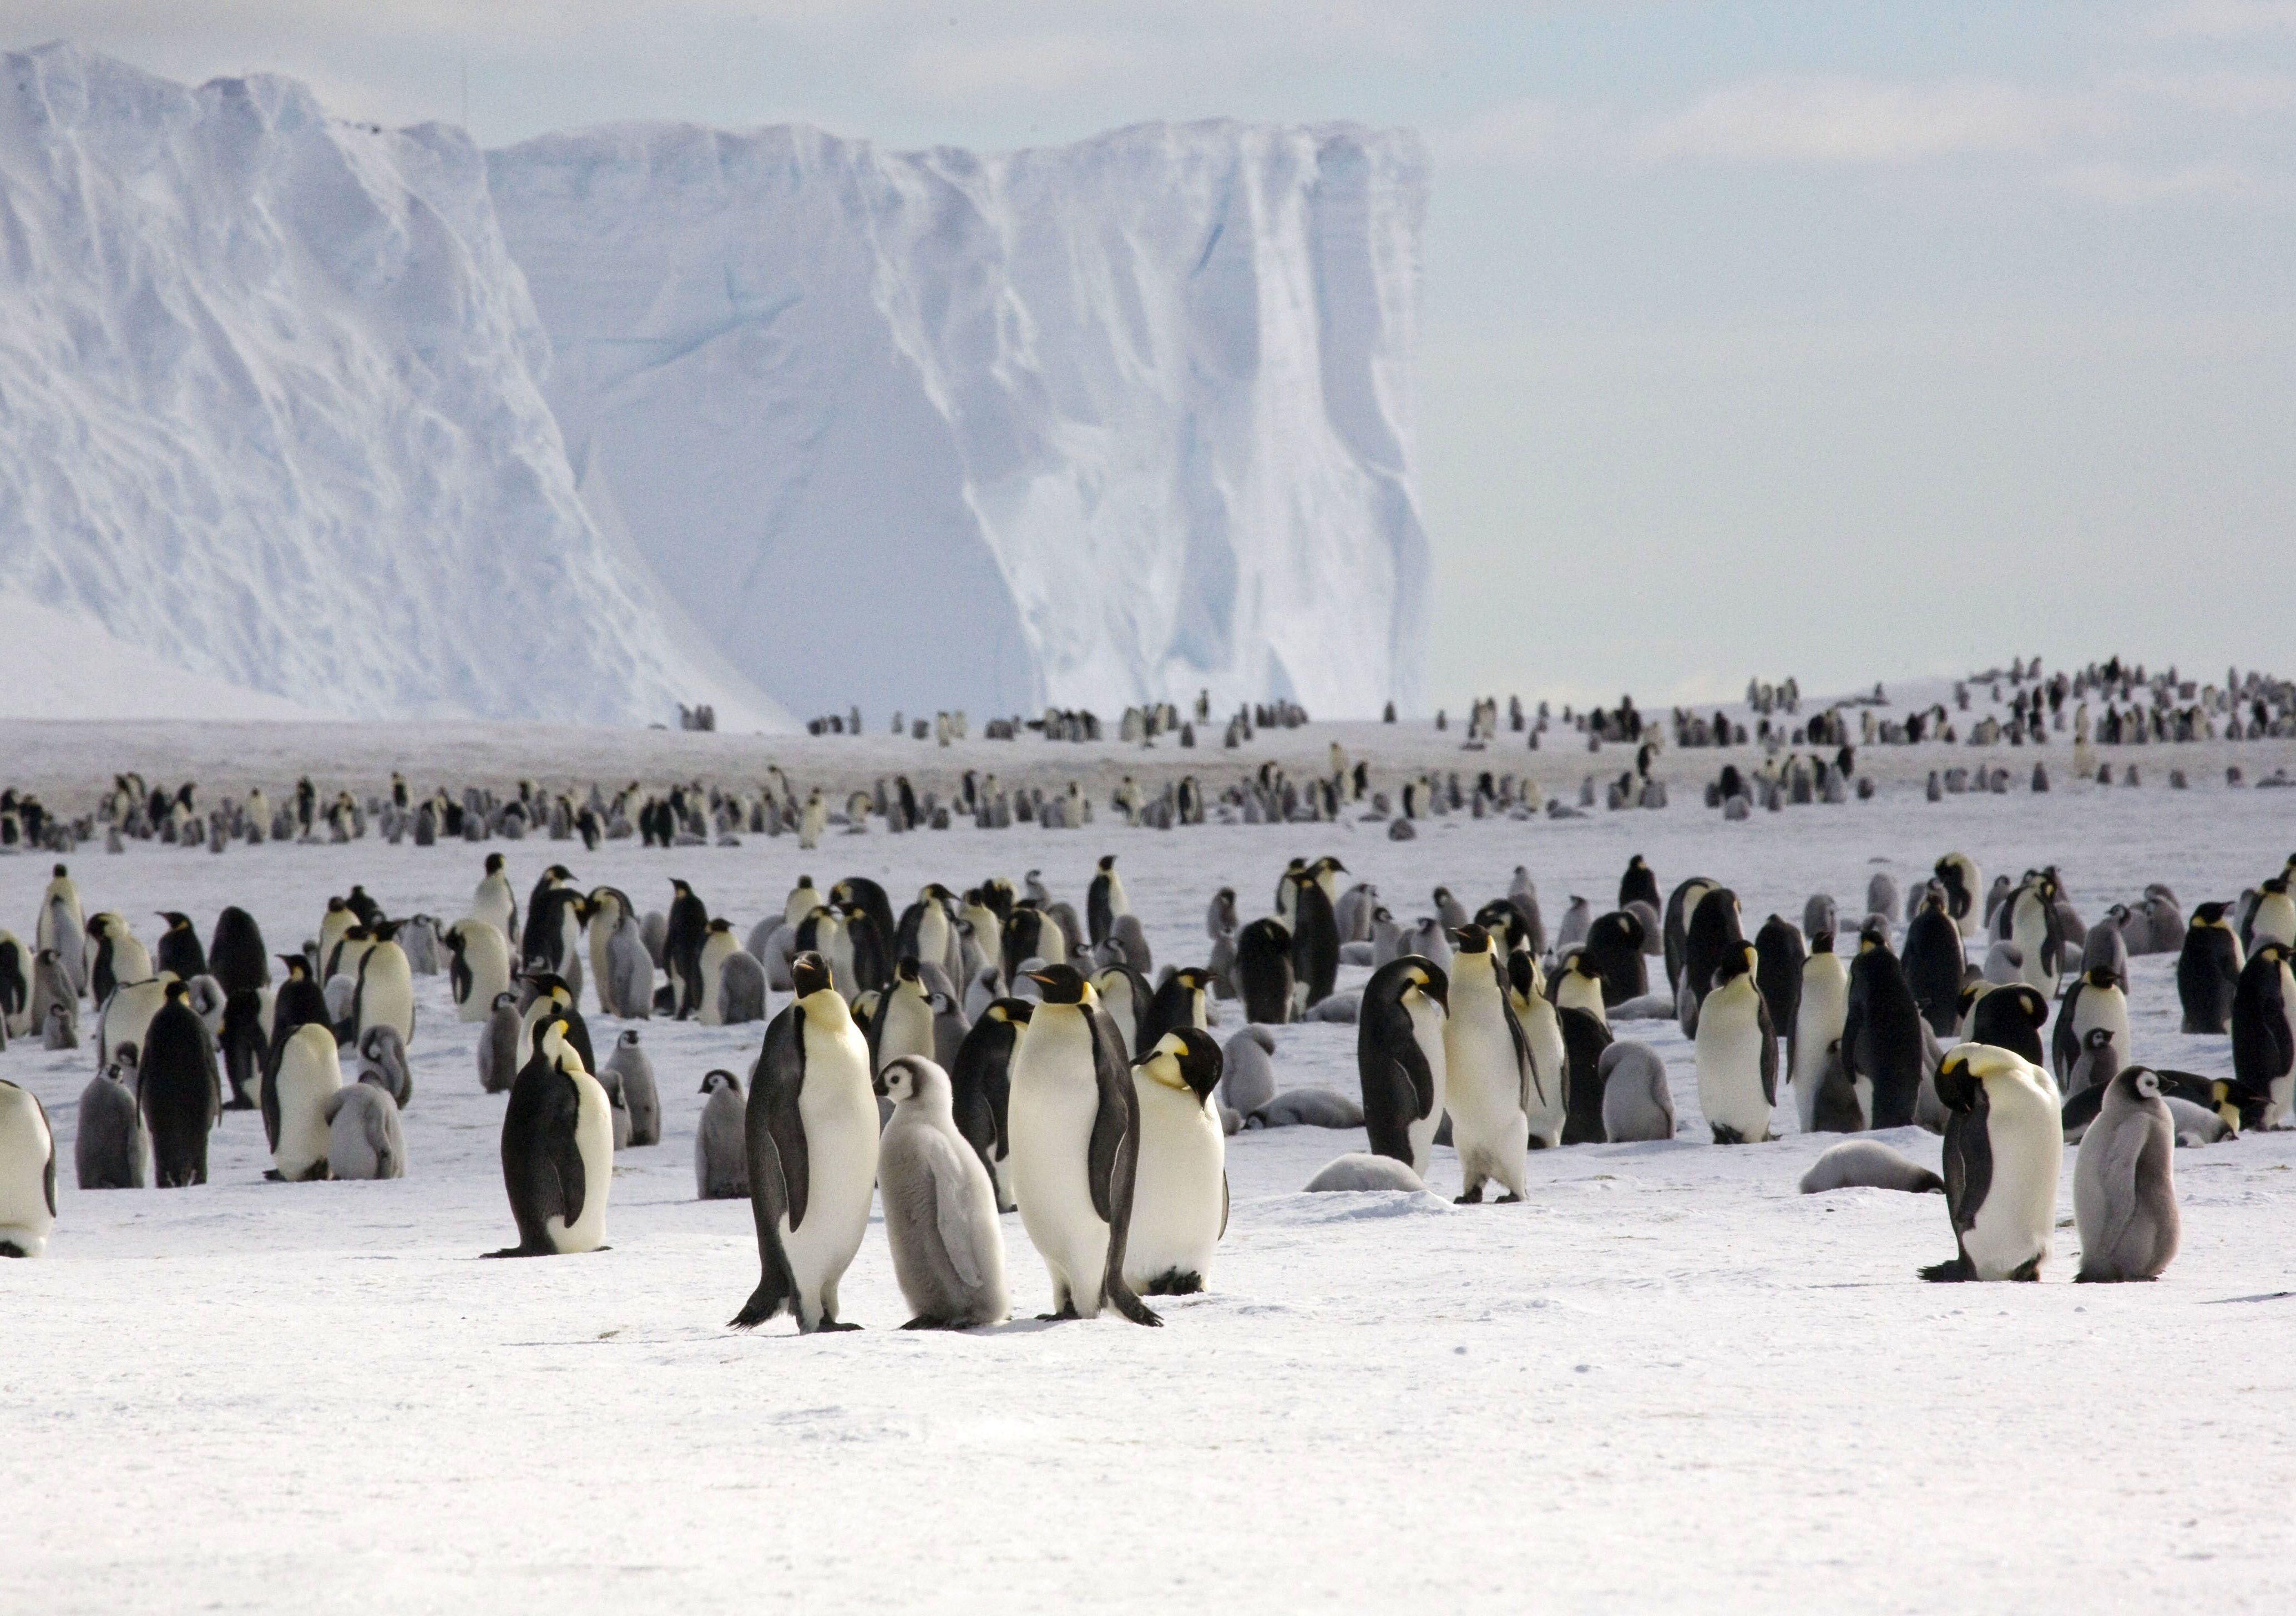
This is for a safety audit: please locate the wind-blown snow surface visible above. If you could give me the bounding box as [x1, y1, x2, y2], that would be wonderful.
[6, 768, 2296, 1611]
[0, 44, 777, 726]
[488, 120, 1429, 720]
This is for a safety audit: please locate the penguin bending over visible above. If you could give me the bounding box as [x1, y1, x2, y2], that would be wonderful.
[1005, 964, 1161, 1324]
[876, 1056, 1011, 1329]
[1923, 1043, 2062, 1282]
[2051, 966, 2131, 1095]
[1122, 1028, 1228, 1296]
[1139, 967, 1214, 1051]
[487, 1016, 613, 1256]
[730, 953, 881, 1331]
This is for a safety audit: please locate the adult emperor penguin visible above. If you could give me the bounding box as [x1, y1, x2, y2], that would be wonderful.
[832, 878, 899, 970]
[730, 953, 882, 1331]
[1901, 888, 1966, 1036]
[445, 920, 512, 1024]
[516, 975, 595, 1077]
[36, 861, 84, 965]
[784, 874, 826, 928]
[1696, 945, 1778, 1144]
[584, 887, 644, 1017]
[1554, 950, 1609, 1028]
[1619, 854, 1661, 915]
[2176, 902, 2244, 1034]
[471, 852, 518, 942]
[208, 906, 269, 997]
[0, 929, 29, 1039]
[696, 919, 741, 1027]
[1234, 918, 1295, 1025]
[1581, 910, 1648, 1006]
[86, 913, 154, 1005]
[1923, 1043, 2063, 1282]
[1792, 931, 1851, 1134]
[2074, 1067, 2179, 1282]
[1662, 876, 1718, 996]
[952, 998, 1031, 1209]
[140, 980, 220, 1188]
[1139, 967, 1215, 1051]
[352, 921, 416, 1047]
[1005, 963, 1161, 1324]
[1443, 926, 1540, 1201]
[1357, 957, 1450, 1174]
[664, 879, 710, 1018]
[1288, 868, 1342, 1011]
[1844, 921, 1924, 1129]
[487, 1014, 613, 1257]
[264, 1022, 342, 1181]
[1752, 915, 1804, 1052]
[872, 957, 939, 1074]
[1934, 852, 1984, 939]
[1505, 953, 1570, 1148]
[2249, 875, 2296, 952]
[1677, 887, 1744, 1034]
[2051, 965, 2131, 1095]
[1090, 961, 1150, 1057]
[2231, 943, 2295, 1128]
[1123, 1027, 1228, 1295]
[694, 1071, 750, 1200]
[265, 953, 330, 1075]
[1086, 855, 1129, 947]
[875, 1056, 1011, 1329]
[1969, 982, 2050, 1066]
[2000, 872, 2066, 992]
[0, 1079, 56, 1258]
[896, 883, 964, 985]
[154, 912, 206, 982]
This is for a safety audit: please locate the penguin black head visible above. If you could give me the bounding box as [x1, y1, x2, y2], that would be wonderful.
[707, 917, 734, 935]
[1714, 943, 1758, 984]
[1858, 919, 1890, 953]
[2116, 1067, 2164, 1104]
[670, 879, 693, 896]
[491, 991, 517, 1012]
[700, 1069, 741, 1096]
[791, 951, 835, 998]
[895, 956, 923, 984]
[161, 979, 190, 1003]
[2083, 964, 2120, 990]
[1506, 950, 1541, 1000]
[538, 1016, 581, 1068]
[280, 954, 310, 978]
[1029, 963, 1091, 1004]
[1564, 950, 1599, 979]
[618, 1028, 641, 1048]
[485, 853, 505, 873]
[2267, 876, 2292, 897]
[1098, 855, 1117, 872]
[1919, 887, 1947, 914]
[160, 911, 193, 931]
[2083, 1026, 2115, 1051]
[1402, 960, 1449, 1011]
[1134, 1026, 1223, 1102]
[1171, 967, 1212, 992]
[52, 862, 68, 878]
[831, 881, 853, 902]
[326, 897, 348, 915]
[2193, 902, 2230, 927]
[1450, 922, 1492, 953]
[528, 972, 571, 1003]
[1317, 857, 1348, 877]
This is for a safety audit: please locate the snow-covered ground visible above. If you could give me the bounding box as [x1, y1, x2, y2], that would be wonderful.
[4, 734, 2294, 1613]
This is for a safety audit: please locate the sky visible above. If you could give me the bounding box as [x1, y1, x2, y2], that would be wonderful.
[9, 1, 2294, 708]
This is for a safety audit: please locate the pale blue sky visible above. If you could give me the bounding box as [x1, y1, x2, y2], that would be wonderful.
[16, 2, 2295, 705]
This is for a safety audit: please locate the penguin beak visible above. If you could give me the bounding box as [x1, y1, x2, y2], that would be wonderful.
[871, 1073, 889, 1098]
[1026, 972, 1056, 988]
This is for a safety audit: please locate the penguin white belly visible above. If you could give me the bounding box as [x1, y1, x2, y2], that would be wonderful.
[1009, 1013, 1110, 1311]
[1097, 979, 1137, 1057]
[1963, 1076, 2063, 1279]
[2254, 894, 2296, 951]
[697, 940, 731, 1026]
[1445, 1013, 1528, 1195]
[782, 1031, 878, 1324]
[358, 953, 415, 1044]
[456, 926, 510, 1022]
[824, 928, 857, 999]
[2010, 902, 2054, 991]
[1792, 965, 1849, 1132]
[1403, 997, 1449, 1176]
[1517, 999, 1567, 1148]
[2069, 992, 2131, 1080]
[274, 1036, 343, 1180]
[544, 1070, 615, 1254]
[875, 994, 935, 1071]
[2270, 961, 2296, 1128]
[1123, 1079, 1225, 1291]
[588, 920, 617, 1012]
[474, 881, 514, 940]
[917, 908, 953, 975]
[1695, 993, 1773, 1143]
[0, 1086, 55, 1255]
[1556, 973, 1606, 1028]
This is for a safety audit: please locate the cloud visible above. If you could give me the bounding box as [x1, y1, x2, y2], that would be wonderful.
[1425, 98, 1564, 169]
[1627, 75, 2106, 167]
[2146, 0, 2296, 38]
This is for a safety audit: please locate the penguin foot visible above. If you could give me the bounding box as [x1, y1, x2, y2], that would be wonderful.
[1495, 1193, 1524, 1205]
[1144, 1270, 1204, 1296]
[1036, 1306, 1081, 1322]
[1918, 1258, 1973, 1283]
[261, 1169, 284, 1181]
[1454, 1186, 1484, 1204]
[812, 1320, 863, 1332]
[0, 1241, 26, 1259]
[224, 1097, 256, 1111]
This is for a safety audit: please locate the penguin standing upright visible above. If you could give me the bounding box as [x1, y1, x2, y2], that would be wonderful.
[0, 930, 28, 1039]
[74, 1058, 148, 1189]
[1662, 876, 1718, 997]
[154, 913, 206, 982]
[1086, 856, 1128, 947]
[36, 864, 85, 997]
[265, 1022, 342, 1181]
[605, 1030, 659, 1146]
[584, 887, 644, 1017]
[1505, 953, 1569, 1148]
[694, 1071, 751, 1200]
[0, 1079, 57, 1257]
[1844, 922, 1924, 1129]
[2000, 872, 2066, 992]
[950, 999, 1030, 1209]
[1138, 967, 1213, 1051]
[730, 954, 882, 1332]
[1288, 870, 1341, 1012]
[696, 918, 741, 1027]
[2249, 876, 2296, 952]
[2074, 1067, 2179, 1283]
[445, 920, 512, 1023]
[874, 1056, 1010, 1329]
[1619, 855, 1660, 915]
[1696, 945, 1778, 1144]
[140, 981, 220, 1188]
[1233, 918, 1294, 1024]
[472, 853, 518, 942]
[1752, 915, 1804, 1056]
[2176, 902, 2244, 1034]
[1005, 964, 1160, 1325]
[1792, 931, 1850, 1134]
[872, 957, 939, 1073]
[352, 922, 416, 1047]
[1934, 853, 1983, 939]
[664, 880, 710, 1018]
[1901, 889, 1967, 1036]
[1442, 926, 1539, 1202]
[1122, 1027, 1228, 1295]
[487, 1016, 613, 1257]
[86, 913, 154, 1005]
[1924, 1043, 2062, 1282]
[2231, 943, 2295, 1128]
[2051, 966, 2131, 1094]
[1357, 957, 1449, 1175]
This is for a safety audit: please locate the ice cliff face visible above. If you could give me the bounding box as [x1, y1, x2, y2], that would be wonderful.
[0, 44, 775, 725]
[488, 120, 1428, 720]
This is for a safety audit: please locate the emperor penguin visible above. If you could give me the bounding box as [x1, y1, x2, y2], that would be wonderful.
[2073, 1067, 2179, 1282]
[98, 976, 171, 1072]
[897, 883, 964, 985]
[515, 976, 594, 1077]
[154, 912, 206, 982]
[209, 905, 269, 998]
[1275, 859, 1306, 925]
[1969, 983, 2051, 1066]
[1752, 914, 1805, 1053]
[471, 852, 518, 941]
[1555, 950, 1608, 1028]
[1005, 964, 1161, 1324]
[87, 913, 154, 1004]
[876, 1056, 1012, 1329]
[2249, 875, 2296, 952]
[1844, 922, 1924, 1129]
[75, 1058, 149, 1189]
[1087, 855, 1129, 947]
[696, 918, 741, 1026]
[1792, 931, 1851, 1133]
[1123, 1027, 1228, 1295]
[1934, 853, 1983, 939]
[1582, 910, 1648, 1005]
[584, 887, 643, 1017]
[1505, 953, 1570, 1148]
[2176, 903, 2244, 1034]
[1139, 967, 1215, 1051]
[445, 920, 512, 1023]
[664, 880, 710, 1018]
[798, 789, 826, 850]
[1662, 876, 1718, 997]
[1620, 855, 1661, 914]
[2001, 872, 2066, 992]
[487, 1015, 613, 1256]
[1923, 1043, 2062, 1282]
[951, 998, 1030, 1209]
[1289, 869, 1342, 1012]
[1235, 917, 1295, 1025]
[873, 957, 940, 1075]
[0, 929, 29, 1039]
[1598, 1042, 1675, 1142]
[317, 900, 357, 976]
[1696, 944, 1778, 1144]
[1555, 897, 1594, 953]
[0, 1079, 57, 1258]
[694, 1071, 750, 1200]
[1901, 889, 1967, 1036]
[477, 992, 520, 1094]
[784, 875, 825, 928]
[139, 980, 220, 1188]
[264, 1022, 342, 1181]
[2051, 966, 2131, 1095]
[1677, 887, 1745, 1035]
[604, 1030, 659, 1146]
[730, 953, 881, 1332]
[1090, 962, 1150, 1057]
[35, 863, 85, 992]
[1443, 926, 1539, 1202]
[2231, 943, 2295, 1128]
[352, 922, 415, 1048]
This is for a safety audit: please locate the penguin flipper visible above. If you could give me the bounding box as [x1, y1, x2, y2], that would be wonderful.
[1086, 1007, 1161, 1327]
[1758, 998, 1778, 1109]
[543, 1067, 588, 1230]
[731, 1009, 806, 1329]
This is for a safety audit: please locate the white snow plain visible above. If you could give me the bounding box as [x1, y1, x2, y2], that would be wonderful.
[4, 734, 2295, 1613]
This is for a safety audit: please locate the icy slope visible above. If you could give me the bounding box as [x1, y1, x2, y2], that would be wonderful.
[0, 44, 781, 726]
[488, 119, 1429, 720]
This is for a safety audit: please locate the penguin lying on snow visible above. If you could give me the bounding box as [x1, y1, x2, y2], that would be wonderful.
[1798, 1140, 1944, 1195]
[1304, 1154, 1428, 1193]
